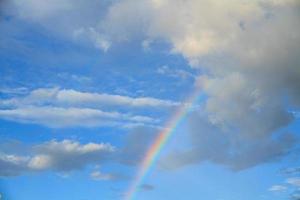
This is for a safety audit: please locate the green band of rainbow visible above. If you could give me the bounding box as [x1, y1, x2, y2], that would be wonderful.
[124, 85, 202, 200]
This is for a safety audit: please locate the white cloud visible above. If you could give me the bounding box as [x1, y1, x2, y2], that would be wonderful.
[73, 27, 111, 51]
[90, 170, 123, 181]
[54, 88, 179, 108]
[0, 87, 28, 95]
[0, 106, 156, 128]
[0, 88, 179, 128]
[269, 185, 287, 192]
[287, 178, 300, 187]
[28, 154, 52, 170]
[1, 87, 179, 108]
[156, 65, 195, 80]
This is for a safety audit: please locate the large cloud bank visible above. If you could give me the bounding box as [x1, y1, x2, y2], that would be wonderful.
[3, 0, 300, 170]
[100, 0, 300, 170]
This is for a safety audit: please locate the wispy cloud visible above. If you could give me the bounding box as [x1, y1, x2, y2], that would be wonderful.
[281, 167, 300, 175]
[156, 65, 195, 80]
[90, 170, 125, 181]
[287, 177, 300, 187]
[1, 87, 179, 108]
[0, 88, 179, 128]
[0, 106, 157, 128]
[269, 185, 287, 192]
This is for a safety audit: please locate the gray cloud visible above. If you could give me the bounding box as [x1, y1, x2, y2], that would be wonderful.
[0, 140, 115, 177]
[118, 126, 158, 165]
[287, 178, 300, 187]
[98, 0, 300, 170]
[160, 112, 297, 171]
[0, 128, 161, 178]
[0, 153, 30, 176]
[291, 191, 300, 200]
[29, 140, 115, 171]
[4, 0, 112, 50]
[282, 167, 300, 175]
[90, 169, 127, 181]
[140, 184, 155, 191]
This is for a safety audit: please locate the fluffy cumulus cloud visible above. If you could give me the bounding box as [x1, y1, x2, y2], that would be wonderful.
[0, 140, 115, 177]
[98, 0, 300, 170]
[0, 88, 178, 128]
[101, 0, 299, 60]
[0, 126, 160, 178]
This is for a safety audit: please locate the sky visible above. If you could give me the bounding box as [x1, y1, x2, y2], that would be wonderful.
[0, 0, 300, 200]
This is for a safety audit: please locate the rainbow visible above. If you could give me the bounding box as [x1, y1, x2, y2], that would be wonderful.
[124, 85, 202, 200]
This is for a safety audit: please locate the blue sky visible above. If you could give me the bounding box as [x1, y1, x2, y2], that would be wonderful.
[1, 0, 300, 200]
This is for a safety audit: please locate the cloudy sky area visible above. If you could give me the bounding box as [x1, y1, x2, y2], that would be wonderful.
[0, 0, 300, 200]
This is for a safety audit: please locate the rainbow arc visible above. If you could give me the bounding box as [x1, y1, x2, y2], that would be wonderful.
[124, 86, 202, 200]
